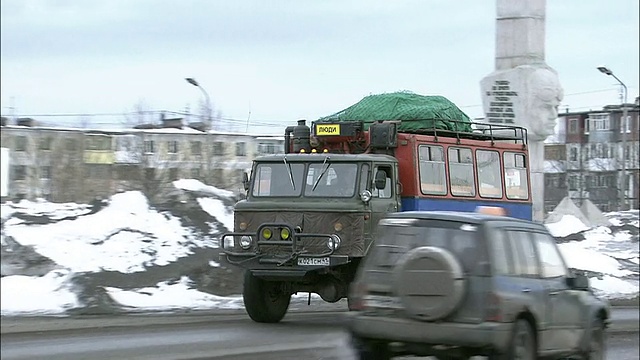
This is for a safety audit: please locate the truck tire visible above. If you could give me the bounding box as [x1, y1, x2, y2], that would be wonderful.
[392, 246, 465, 321]
[242, 271, 291, 323]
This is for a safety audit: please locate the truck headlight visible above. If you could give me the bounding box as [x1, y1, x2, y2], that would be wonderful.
[240, 235, 252, 249]
[327, 234, 341, 250]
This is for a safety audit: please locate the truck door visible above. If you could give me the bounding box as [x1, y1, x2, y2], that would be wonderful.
[369, 164, 398, 232]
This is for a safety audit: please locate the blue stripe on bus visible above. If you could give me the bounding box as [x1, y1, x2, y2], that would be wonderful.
[400, 197, 532, 221]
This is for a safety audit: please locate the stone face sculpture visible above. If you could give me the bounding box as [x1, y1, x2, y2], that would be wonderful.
[480, 64, 563, 142]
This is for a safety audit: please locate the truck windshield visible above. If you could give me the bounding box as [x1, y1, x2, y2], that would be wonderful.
[305, 163, 358, 197]
[251, 162, 359, 198]
[252, 163, 305, 197]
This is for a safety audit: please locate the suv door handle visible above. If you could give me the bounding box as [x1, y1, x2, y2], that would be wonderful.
[549, 291, 560, 296]
[521, 288, 531, 293]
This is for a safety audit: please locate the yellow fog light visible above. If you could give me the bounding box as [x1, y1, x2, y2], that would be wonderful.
[261, 227, 272, 240]
[239, 222, 248, 231]
[280, 227, 291, 240]
[334, 222, 343, 232]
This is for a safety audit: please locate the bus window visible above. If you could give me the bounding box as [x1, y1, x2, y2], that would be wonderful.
[448, 147, 475, 197]
[419, 145, 447, 195]
[504, 152, 529, 200]
[476, 150, 503, 198]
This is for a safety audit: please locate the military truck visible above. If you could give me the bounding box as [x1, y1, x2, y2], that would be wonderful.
[220, 115, 531, 323]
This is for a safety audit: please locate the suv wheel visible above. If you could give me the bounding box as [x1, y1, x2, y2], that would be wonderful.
[490, 319, 535, 360]
[582, 319, 606, 360]
[242, 271, 291, 323]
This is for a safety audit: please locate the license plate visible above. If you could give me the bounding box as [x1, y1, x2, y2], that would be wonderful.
[297, 257, 330, 266]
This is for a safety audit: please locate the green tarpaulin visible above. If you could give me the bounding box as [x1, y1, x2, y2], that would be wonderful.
[317, 91, 473, 133]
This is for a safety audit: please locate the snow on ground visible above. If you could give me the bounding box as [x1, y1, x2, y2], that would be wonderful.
[3, 191, 215, 273]
[0, 188, 638, 316]
[545, 214, 590, 238]
[173, 179, 234, 199]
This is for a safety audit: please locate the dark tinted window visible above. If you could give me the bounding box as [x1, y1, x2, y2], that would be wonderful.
[371, 219, 486, 274]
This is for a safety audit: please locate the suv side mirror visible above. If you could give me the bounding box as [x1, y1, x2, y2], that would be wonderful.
[567, 272, 590, 290]
[374, 170, 387, 190]
[242, 171, 250, 191]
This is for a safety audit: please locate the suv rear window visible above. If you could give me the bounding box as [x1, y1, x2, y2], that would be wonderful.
[369, 218, 487, 274]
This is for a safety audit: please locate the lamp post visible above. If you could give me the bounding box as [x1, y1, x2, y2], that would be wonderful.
[597, 66, 628, 210]
[185, 77, 212, 130]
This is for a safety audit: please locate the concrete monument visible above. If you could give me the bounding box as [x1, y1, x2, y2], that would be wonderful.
[480, 0, 563, 222]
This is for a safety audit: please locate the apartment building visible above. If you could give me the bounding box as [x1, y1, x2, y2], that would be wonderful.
[0, 119, 285, 203]
[544, 98, 640, 212]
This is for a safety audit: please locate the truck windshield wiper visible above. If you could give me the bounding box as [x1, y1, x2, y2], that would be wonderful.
[283, 155, 295, 190]
[312, 156, 331, 191]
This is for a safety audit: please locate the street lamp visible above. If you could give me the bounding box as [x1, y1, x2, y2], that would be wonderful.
[185, 77, 212, 130]
[597, 66, 628, 210]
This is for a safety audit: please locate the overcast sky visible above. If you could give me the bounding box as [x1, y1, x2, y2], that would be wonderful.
[1, 0, 638, 133]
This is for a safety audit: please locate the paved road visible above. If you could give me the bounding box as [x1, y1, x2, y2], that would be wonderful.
[1, 308, 637, 360]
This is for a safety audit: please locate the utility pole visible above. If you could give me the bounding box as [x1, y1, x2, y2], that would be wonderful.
[597, 66, 628, 210]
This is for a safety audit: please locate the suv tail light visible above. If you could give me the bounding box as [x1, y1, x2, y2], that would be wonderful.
[485, 291, 503, 322]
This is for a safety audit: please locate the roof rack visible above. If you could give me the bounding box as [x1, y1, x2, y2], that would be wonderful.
[404, 119, 528, 145]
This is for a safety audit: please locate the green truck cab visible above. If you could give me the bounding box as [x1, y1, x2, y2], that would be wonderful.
[220, 120, 401, 323]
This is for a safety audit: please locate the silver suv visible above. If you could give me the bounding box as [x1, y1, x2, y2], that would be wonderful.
[347, 211, 610, 360]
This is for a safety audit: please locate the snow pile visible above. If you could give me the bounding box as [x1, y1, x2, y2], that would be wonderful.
[3, 191, 215, 273]
[548, 210, 639, 300]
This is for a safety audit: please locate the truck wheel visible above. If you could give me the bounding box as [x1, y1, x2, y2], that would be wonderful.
[242, 271, 291, 323]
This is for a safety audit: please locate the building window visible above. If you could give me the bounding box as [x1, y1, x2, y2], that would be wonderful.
[85, 135, 111, 150]
[12, 165, 26, 180]
[191, 141, 202, 155]
[212, 142, 225, 156]
[258, 143, 277, 155]
[116, 165, 140, 180]
[568, 118, 578, 134]
[620, 115, 631, 133]
[587, 113, 610, 132]
[40, 166, 52, 179]
[144, 140, 155, 154]
[235, 142, 247, 157]
[568, 174, 579, 190]
[569, 147, 578, 162]
[167, 141, 178, 154]
[15, 136, 27, 151]
[86, 164, 111, 179]
[168, 168, 179, 181]
[66, 139, 77, 151]
[39, 137, 52, 150]
[190, 168, 200, 179]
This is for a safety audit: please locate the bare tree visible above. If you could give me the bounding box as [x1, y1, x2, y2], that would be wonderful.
[123, 99, 153, 128]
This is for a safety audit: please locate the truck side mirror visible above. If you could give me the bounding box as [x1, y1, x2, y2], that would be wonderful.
[242, 172, 250, 191]
[374, 170, 387, 190]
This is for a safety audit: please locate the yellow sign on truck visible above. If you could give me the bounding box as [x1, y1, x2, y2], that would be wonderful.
[315, 124, 340, 136]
